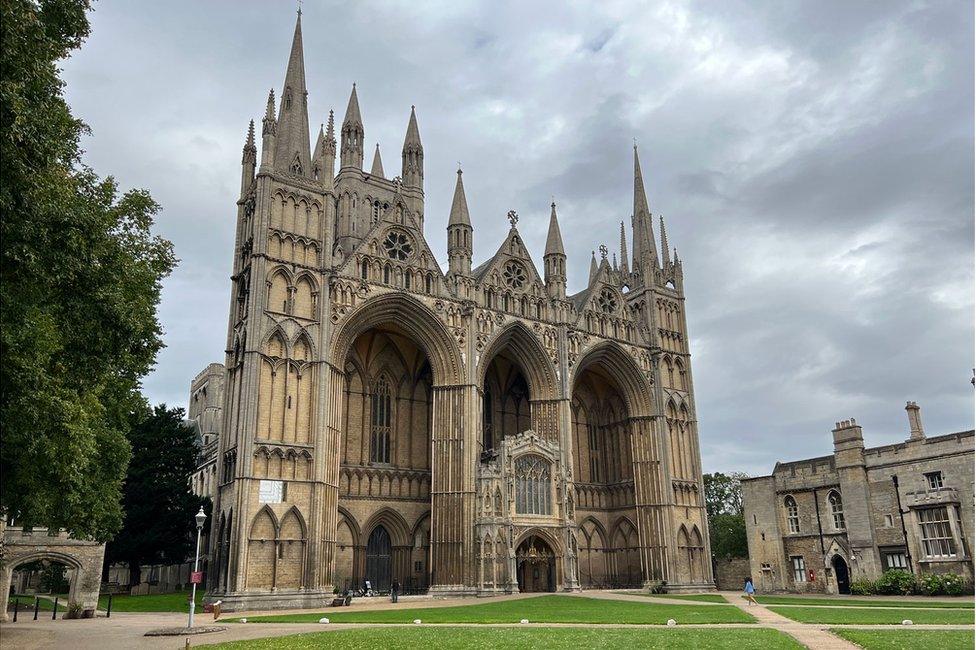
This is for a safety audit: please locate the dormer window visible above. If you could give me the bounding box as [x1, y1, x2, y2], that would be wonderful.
[925, 471, 944, 489]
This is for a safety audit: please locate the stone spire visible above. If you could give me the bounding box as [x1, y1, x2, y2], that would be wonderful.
[660, 215, 671, 267]
[401, 106, 424, 189]
[312, 113, 336, 190]
[241, 120, 256, 196]
[589, 251, 599, 285]
[619, 221, 629, 276]
[260, 89, 277, 167]
[447, 168, 472, 276]
[341, 84, 364, 169]
[632, 145, 658, 269]
[544, 201, 567, 299]
[370, 143, 385, 177]
[273, 12, 312, 177]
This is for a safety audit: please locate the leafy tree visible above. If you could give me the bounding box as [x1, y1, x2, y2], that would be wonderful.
[0, 0, 175, 540]
[105, 405, 206, 586]
[703, 472, 749, 558]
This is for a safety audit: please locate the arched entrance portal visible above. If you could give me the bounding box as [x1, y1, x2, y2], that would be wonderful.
[516, 534, 556, 593]
[365, 526, 392, 592]
[832, 555, 850, 595]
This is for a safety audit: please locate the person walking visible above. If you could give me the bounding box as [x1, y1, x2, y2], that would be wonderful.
[391, 579, 400, 604]
[743, 577, 758, 606]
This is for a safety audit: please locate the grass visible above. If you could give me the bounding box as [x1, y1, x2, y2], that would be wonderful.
[756, 595, 974, 609]
[8, 594, 65, 612]
[769, 606, 975, 625]
[202, 626, 803, 649]
[620, 592, 728, 603]
[230, 594, 755, 625]
[831, 628, 975, 650]
[97, 590, 204, 612]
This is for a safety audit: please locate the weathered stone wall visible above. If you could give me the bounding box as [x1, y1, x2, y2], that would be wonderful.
[713, 556, 751, 591]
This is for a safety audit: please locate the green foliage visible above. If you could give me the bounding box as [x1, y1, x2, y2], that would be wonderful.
[702, 472, 748, 517]
[875, 569, 918, 596]
[849, 578, 876, 595]
[39, 563, 69, 593]
[0, 0, 176, 540]
[709, 513, 748, 558]
[919, 572, 966, 596]
[105, 406, 206, 585]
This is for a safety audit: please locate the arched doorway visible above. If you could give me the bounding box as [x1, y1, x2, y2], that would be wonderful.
[516, 534, 557, 593]
[832, 555, 850, 594]
[365, 526, 392, 592]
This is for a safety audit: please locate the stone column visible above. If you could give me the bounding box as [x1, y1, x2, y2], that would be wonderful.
[630, 414, 672, 585]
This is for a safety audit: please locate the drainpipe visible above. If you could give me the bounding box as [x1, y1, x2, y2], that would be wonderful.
[813, 487, 826, 556]
[891, 475, 914, 574]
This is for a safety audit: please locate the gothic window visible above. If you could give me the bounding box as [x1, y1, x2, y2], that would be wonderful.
[383, 230, 413, 261]
[404, 271, 412, 290]
[290, 154, 303, 175]
[370, 377, 392, 464]
[283, 86, 293, 110]
[383, 264, 391, 284]
[361, 259, 369, 279]
[597, 288, 618, 314]
[784, 496, 800, 534]
[502, 261, 527, 289]
[828, 491, 845, 530]
[515, 455, 551, 516]
[372, 200, 381, 223]
[425, 275, 432, 294]
[482, 387, 493, 452]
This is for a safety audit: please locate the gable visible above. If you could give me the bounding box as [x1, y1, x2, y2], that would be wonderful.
[474, 228, 547, 300]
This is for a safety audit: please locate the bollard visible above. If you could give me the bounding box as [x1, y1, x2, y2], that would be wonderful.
[12, 597, 18, 622]
[107, 593, 113, 619]
[52, 597, 58, 620]
[34, 597, 40, 620]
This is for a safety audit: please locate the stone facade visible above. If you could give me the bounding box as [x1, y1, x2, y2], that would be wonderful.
[0, 524, 105, 620]
[207, 14, 712, 610]
[189, 362, 225, 501]
[743, 402, 974, 594]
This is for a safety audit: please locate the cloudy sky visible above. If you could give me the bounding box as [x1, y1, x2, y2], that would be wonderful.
[62, 1, 973, 475]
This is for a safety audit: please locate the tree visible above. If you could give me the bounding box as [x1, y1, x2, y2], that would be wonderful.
[703, 472, 749, 558]
[105, 405, 206, 586]
[0, 0, 176, 540]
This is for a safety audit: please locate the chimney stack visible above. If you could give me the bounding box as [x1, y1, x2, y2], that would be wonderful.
[905, 401, 925, 440]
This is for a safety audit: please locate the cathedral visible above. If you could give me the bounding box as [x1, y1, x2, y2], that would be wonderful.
[208, 14, 713, 610]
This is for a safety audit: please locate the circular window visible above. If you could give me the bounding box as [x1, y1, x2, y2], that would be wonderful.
[382, 230, 413, 261]
[598, 288, 618, 314]
[503, 261, 527, 289]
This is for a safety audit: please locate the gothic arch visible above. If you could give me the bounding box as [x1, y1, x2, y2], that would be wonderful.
[476, 321, 558, 401]
[578, 516, 608, 547]
[514, 526, 564, 555]
[571, 341, 653, 417]
[337, 506, 362, 546]
[330, 292, 463, 386]
[361, 507, 411, 547]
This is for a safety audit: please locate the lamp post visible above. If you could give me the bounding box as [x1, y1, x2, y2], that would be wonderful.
[188, 506, 207, 629]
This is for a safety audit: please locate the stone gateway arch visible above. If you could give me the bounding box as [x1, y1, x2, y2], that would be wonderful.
[206, 14, 713, 610]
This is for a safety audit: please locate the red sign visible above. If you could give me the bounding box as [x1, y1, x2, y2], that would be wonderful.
[190, 571, 203, 584]
[807, 569, 816, 582]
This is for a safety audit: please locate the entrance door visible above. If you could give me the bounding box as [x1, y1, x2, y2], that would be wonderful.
[516, 535, 557, 593]
[365, 526, 392, 592]
[832, 555, 850, 595]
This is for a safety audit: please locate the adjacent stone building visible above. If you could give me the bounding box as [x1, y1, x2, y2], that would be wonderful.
[189, 362, 226, 501]
[207, 13, 713, 610]
[743, 402, 974, 594]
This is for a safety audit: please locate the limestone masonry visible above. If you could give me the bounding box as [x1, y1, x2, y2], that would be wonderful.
[207, 14, 712, 610]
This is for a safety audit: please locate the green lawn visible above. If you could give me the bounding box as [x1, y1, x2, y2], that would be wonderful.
[203, 626, 802, 649]
[620, 592, 728, 603]
[769, 606, 975, 625]
[756, 595, 974, 609]
[8, 594, 65, 612]
[97, 590, 204, 612]
[231, 594, 754, 625]
[832, 629, 975, 650]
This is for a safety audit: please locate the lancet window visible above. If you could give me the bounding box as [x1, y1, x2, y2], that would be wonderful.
[515, 455, 552, 516]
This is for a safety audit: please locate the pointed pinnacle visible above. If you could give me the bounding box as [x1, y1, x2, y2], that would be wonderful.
[545, 201, 565, 257]
[660, 215, 671, 265]
[343, 83, 363, 127]
[449, 167, 472, 227]
[326, 109, 335, 140]
[246, 119, 256, 147]
[403, 105, 422, 149]
[265, 89, 276, 120]
[370, 143, 384, 177]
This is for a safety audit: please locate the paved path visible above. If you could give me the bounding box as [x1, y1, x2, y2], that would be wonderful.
[2, 590, 972, 649]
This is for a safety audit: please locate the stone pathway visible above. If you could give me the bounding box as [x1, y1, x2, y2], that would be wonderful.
[721, 593, 858, 649]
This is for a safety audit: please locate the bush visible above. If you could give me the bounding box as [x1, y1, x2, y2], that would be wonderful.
[849, 578, 876, 595]
[875, 570, 917, 596]
[919, 573, 965, 596]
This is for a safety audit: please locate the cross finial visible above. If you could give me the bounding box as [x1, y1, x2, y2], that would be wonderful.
[599, 244, 608, 259]
[507, 210, 519, 227]
[297, 0, 302, 15]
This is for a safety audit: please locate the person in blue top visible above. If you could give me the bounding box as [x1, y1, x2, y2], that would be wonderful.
[743, 577, 758, 606]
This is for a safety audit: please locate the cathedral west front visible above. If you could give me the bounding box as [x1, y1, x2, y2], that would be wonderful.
[208, 14, 713, 610]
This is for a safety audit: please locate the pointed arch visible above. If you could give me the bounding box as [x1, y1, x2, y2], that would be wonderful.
[267, 267, 291, 314]
[331, 293, 463, 387]
[362, 507, 411, 547]
[476, 321, 558, 401]
[293, 274, 316, 319]
[571, 340, 653, 417]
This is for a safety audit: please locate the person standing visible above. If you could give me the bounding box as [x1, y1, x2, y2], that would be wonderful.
[743, 577, 758, 606]
[391, 579, 400, 604]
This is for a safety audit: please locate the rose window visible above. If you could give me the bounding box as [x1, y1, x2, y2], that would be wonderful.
[502, 261, 527, 289]
[382, 230, 413, 261]
[598, 288, 618, 314]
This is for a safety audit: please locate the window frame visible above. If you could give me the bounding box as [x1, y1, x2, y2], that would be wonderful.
[828, 490, 846, 531]
[925, 471, 944, 490]
[791, 555, 806, 583]
[784, 495, 800, 534]
[918, 506, 956, 558]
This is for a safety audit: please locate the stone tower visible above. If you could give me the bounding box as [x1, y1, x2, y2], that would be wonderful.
[208, 16, 713, 610]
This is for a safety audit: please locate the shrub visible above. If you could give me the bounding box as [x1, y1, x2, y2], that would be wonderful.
[875, 570, 917, 596]
[919, 572, 965, 596]
[849, 578, 876, 595]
